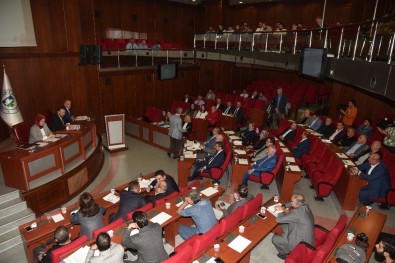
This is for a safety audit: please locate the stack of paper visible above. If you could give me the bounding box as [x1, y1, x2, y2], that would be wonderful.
[102, 193, 120, 204]
[184, 152, 197, 158]
[228, 235, 252, 253]
[322, 139, 331, 143]
[289, 165, 301, 172]
[225, 131, 235, 135]
[55, 134, 67, 138]
[150, 212, 172, 225]
[343, 160, 355, 166]
[200, 187, 218, 197]
[233, 140, 243, 146]
[229, 135, 240, 141]
[45, 137, 60, 142]
[36, 142, 49, 147]
[238, 158, 249, 165]
[285, 157, 295, 163]
[267, 204, 283, 217]
[234, 149, 246, 155]
[139, 178, 155, 189]
[281, 148, 290, 153]
[62, 246, 90, 263]
[336, 153, 348, 159]
[51, 214, 64, 223]
[75, 116, 89, 121]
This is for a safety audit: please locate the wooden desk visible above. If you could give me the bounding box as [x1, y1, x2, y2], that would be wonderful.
[177, 158, 194, 188]
[221, 115, 236, 131]
[324, 205, 387, 262]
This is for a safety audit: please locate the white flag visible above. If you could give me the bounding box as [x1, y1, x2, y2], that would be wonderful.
[1, 70, 23, 127]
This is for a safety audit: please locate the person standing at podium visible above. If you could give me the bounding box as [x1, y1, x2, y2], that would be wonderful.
[51, 106, 66, 131]
[29, 114, 54, 143]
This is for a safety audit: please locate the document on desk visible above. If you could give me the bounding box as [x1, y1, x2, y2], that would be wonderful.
[200, 187, 219, 197]
[229, 135, 240, 140]
[289, 165, 301, 172]
[51, 213, 64, 223]
[184, 151, 197, 158]
[45, 137, 60, 142]
[36, 142, 49, 147]
[238, 158, 249, 165]
[55, 134, 67, 138]
[267, 204, 283, 217]
[185, 140, 194, 147]
[139, 178, 155, 189]
[225, 131, 235, 135]
[285, 157, 295, 163]
[281, 148, 290, 153]
[233, 140, 243, 146]
[321, 139, 331, 143]
[343, 160, 355, 166]
[228, 235, 252, 253]
[150, 212, 172, 225]
[337, 153, 348, 159]
[234, 149, 246, 155]
[102, 193, 120, 204]
[279, 142, 285, 146]
[62, 246, 90, 263]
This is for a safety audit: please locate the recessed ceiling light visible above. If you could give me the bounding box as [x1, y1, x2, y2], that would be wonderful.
[239, 1, 243, 3]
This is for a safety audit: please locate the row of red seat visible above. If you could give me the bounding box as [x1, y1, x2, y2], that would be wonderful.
[167, 194, 263, 262]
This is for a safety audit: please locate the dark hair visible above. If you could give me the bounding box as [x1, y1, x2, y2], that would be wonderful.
[57, 106, 66, 112]
[215, 141, 224, 149]
[54, 226, 69, 244]
[96, 232, 111, 251]
[128, 181, 139, 192]
[382, 238, 395, 259]
[237, 184, 249, 198]
[266, 137, 275, 144]
[155, 169, 166, 177]
[79, 192, 100, 217]
[132, 211, 149, 228]
[350, 99, 356, 106]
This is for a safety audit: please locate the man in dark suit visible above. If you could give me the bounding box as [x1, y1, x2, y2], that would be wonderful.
[337, 127, 356, 148]
[328, 122, 346, 144]
[291, 132, 311, 159]
[121, 211, 168, 262]
[200, 128, 222, 155]
[233, 101, 244, 127]
[51, 106, 66, 131]
[242, 145, 278, 185]
[183, 92, 193, 104]
[33, 226, 71, 263]
[317, 117, 336, 139]
[279, 121, 297, 144]
[271, 87, 287, 129]
[149, 169, 179, 194]
[214, 98, 226, 112]
[351, 153, 390, 205]
[145, 180, 168, 205]
[109, 181, 146, 223]
[189, 142, 226, 181]
[63, 100, 74, 123]
[222, 101, 234, 115]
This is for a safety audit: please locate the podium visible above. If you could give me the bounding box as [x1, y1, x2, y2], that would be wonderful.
[104, 114, 128, 152]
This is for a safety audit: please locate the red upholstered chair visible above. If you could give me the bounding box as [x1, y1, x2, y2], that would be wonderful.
[242, 193, 263, 219]
[51, 235, 89, 263]
[92, 218, 123, 239]
[219, 206, 243, 236]
[11, 121, 33, 145]
[162, 244, 192, 262]
[200, 144, 232, 184]
[248, 154, 284, 189]
[154, 191, 179, 206]
[370, 153, 395, 208]
[126, 203, 153, 221]
[179, 181, 201, 195]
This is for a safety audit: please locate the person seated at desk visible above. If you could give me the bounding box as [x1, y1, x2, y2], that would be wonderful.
[182, 114, 193, 138]
[195, 104, 208, 119]
[51, 106, 67, 131]
[205, 89, 215, 101]
[351, 153, 390, 206]
[85, 232, 124, 263]
[63, 100, 74, 123]
[177, 189, 217, 240]
[345, 134, 369, 158]
[205, 106, 221, 127]
[156, 111, 171, 126]
[70, 192, 106, 239]
[137, 40, 148, 49]
[328, 122, 346, 144]
[29, 114, 55, 143]
[189, 141, 226, 181]
[354, 140, 382, 165]
[126, 38, 138, 50]
[307, 114, 323, 131]
[337, 127, 356, 148]
[213, 184, 254, 220]
[121, 211, 168, 262]
[279, 121, 297, 144]
[199, 128, 223, 155]
[357, 119, 373, 137]
[291, 132, 311, 159]
[374, 237, 395, 263]
[239, 89, 249, 98]
[144, 180, 168, 205]
[242, 145, 278, 185]
[222, 101, 234, 115]
[246, 129, 269, 151]
[298, 109, 311, 125]
[272, 193, 315, 260]
[109, 181, 146, 223]
[241, 122, 259, 146]
[194, 95, 205, 106]
[185, 103, 196, 117]
[148, 169, 179, 194]
[250, 137, 275, 162]
[33, 225, 71, 263]
[233, 101, 244, 128]
[183, 92, 193, 104]
[317, 117, 336, 139]
[214, 98, 225, 111]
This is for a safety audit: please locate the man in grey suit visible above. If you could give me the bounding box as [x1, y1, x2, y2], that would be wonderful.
[167, 107, 187, 159]
[272, 193, 315, 260]
[121, 211, 168, 263]
[85, 232, 124, 263]
[345, 134, 369, 159]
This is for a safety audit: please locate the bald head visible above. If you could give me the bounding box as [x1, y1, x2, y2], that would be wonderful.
[357, 134, 367, 144]
[290, 193, 305, 208]
[215, 134, 224, 142]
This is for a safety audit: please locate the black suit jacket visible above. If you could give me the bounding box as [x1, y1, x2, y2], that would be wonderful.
[149, 175, 179, 195]
[318, 124, 336, 139]
[51, 114, 66, 131]
[233, 107, 244, 126]
[182, 122, 192, 137]
[271, 94, 287, 114]
[64, 108, 73, 123]
[145, 192, 168, 205]
[280, 128, 296, 143]
[222, 106, 235, 115]
[110, 191, 146, 222]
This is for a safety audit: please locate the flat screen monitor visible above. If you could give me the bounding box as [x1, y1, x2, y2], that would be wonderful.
[299, 48, 327, 80]
[158, 63, 178, 80]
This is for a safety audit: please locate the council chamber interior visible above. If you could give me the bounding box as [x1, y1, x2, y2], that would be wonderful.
[0, 0, 395, 262]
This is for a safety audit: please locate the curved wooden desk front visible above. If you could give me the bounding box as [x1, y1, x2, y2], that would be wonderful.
[0, 122, 104, 216]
